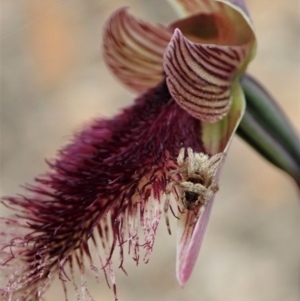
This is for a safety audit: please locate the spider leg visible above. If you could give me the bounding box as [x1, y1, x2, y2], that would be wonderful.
[164, 193, 172, 235]
[210, 180, 219, 194]
[189, 187, 214, 226]
[164, 181, 176, 235]
[164, 180, 183, 235]
[190, 204, 206, 226]
[186, 147, 195, 178]
[207, 153, 225, 175]
[168, 166, 185, 176]
[177, 148, 185, 166]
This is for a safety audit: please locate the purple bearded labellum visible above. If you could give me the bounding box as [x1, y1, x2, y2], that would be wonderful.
[1, 82, 203, 300]
[0, 0, 256, 300]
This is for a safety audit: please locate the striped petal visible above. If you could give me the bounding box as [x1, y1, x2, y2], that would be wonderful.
[164, 26, 252, 122]
[103, 7, 172, 93]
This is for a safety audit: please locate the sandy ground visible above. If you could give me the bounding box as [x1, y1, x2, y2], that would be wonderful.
[1, 0, 299, 300]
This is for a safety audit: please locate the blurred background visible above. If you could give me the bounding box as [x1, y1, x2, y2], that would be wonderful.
[1, 0, 299, 300]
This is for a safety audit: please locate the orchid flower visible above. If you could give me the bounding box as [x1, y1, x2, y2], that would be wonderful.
[104, 0, 256, 287]
[1, 0, 279, 300]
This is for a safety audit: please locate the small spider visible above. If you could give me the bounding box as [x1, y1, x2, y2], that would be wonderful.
[164, 147, 225, 234]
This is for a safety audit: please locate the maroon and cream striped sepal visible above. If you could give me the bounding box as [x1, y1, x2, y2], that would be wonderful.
[164, 29, 249, 123]
[103, 8, 172, 93]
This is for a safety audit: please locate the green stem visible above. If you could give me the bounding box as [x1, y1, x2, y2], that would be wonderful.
[238, 74, 300, 186]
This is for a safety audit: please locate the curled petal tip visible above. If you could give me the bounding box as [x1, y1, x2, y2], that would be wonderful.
[163, 28, 249, 123]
